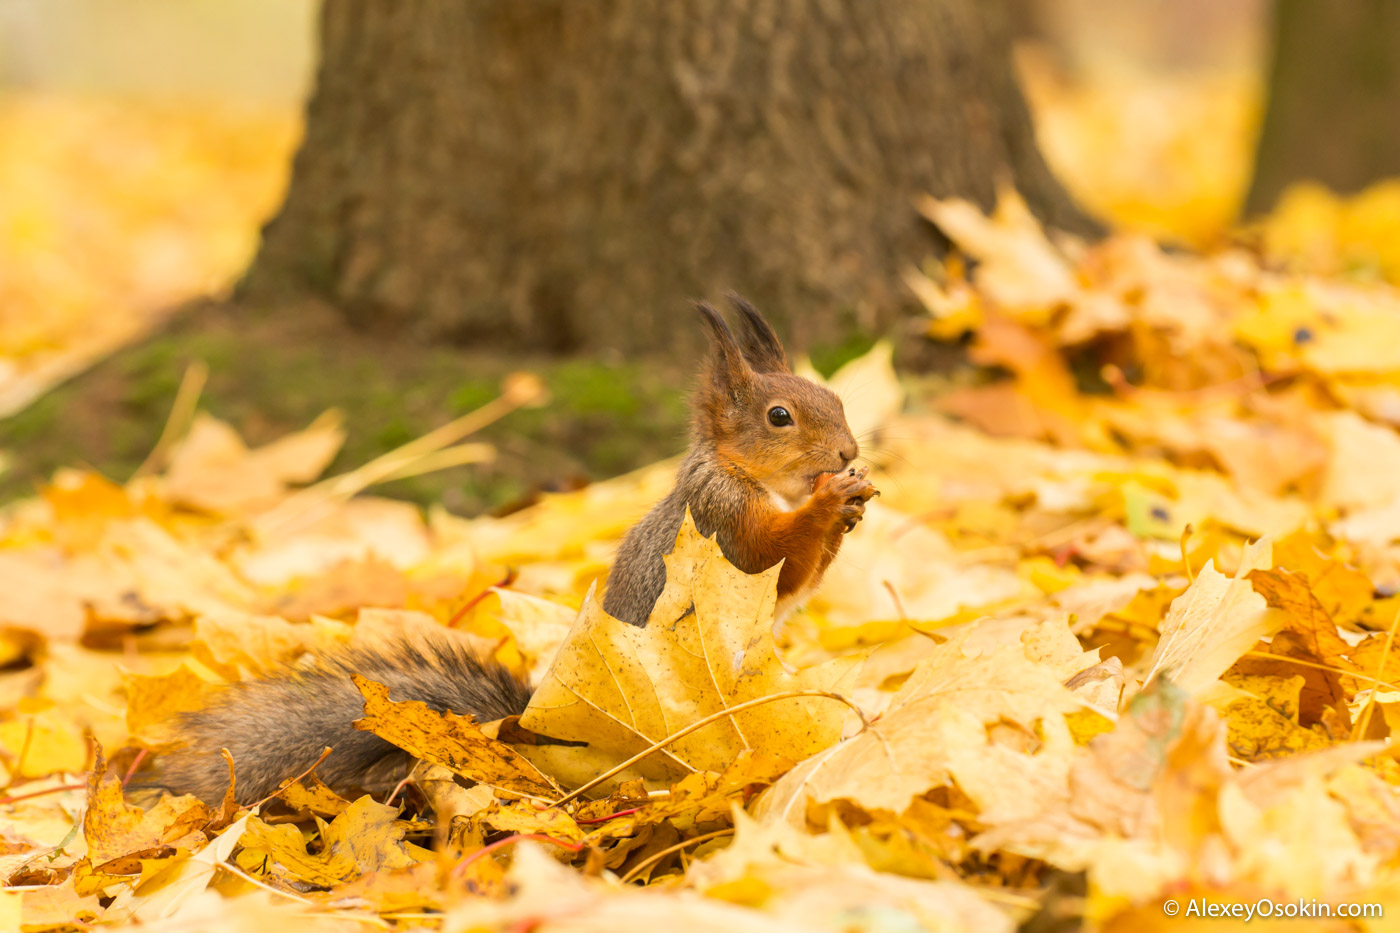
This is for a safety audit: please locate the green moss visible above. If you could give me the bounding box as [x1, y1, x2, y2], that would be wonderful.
[4, 391, 60, 446]
[375, 418, 418, 450]
[0, 302, 692, 514]
[808, 333, 878, 378]
[448, 382, 498, 415]
[550, 360, 643, 416]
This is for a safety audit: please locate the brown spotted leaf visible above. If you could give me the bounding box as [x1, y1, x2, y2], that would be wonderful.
[83, 748, 209, 870]
[277, 773, 352, 818]
[352, 675, 562, 801]
[1248, 566, 1359, 724]
[233, 796, 424, 887]
[479, 800, 587, 845]
[1249, 568, 1357, 665]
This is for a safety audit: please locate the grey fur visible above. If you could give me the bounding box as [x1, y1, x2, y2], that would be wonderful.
[603, 446, 765, 626]
[150, 632, 532, 805]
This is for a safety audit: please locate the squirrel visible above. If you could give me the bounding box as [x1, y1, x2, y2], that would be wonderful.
[603, 294, 875, 625]
[150, 295, 875, 804]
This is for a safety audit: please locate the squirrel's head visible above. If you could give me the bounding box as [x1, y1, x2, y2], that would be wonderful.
[694, 294, 859, 506]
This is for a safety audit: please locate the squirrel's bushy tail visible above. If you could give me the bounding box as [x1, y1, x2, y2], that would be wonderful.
[148, 633, 533, 805]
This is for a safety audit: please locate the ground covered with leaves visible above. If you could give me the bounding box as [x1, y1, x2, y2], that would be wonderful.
[4, 183, 1400, 930]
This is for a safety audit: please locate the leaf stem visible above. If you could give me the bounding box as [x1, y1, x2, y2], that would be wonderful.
[618, 828, 735, 884]
[573, 806, 642, 824]
[132, 359, 208, 477]
[1242, 651, 1397, 691]
[247, 746, 333, 811]
[217, 860, 315, 906]
[446, 568, 518, 628]
[0, 717, 35, 792]
[552, 689, 866, 807]
[0, 782, 86, 806]
[1351, 602, 1400, 741]
[121, 748, 148, 786]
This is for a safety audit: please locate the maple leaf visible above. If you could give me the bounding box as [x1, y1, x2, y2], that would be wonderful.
[0, 708, 88, 780]
[1221, 683, 1332, 760]
[82, 748, 211, 872]
[309, 861, 445, 914]
[1269, 531, 1374, 626]
[1140, 537, 1275, 697]
[757, 632, 1078, 821]
[352, 675, 562, 801]
[161, 411, 345, 515]
[277, 774, 353, 819]
[234, 796, 426, 887]
[1245, 567, 1360, 725]
[518, 512, 861, 790]
[916, 189, 1079, 315]
[190, 609, 351, 679]
[969, 679, 1233, 878]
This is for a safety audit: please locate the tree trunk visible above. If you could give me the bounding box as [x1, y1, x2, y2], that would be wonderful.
[1246, 0, 1400, 216]
[242, 0, 1091, 354]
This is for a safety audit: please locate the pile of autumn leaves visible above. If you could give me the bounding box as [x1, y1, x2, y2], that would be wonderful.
[8, 199, 1400, 931]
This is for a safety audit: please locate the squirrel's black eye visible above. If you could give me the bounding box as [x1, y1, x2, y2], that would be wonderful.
[768, 406, 793, 427]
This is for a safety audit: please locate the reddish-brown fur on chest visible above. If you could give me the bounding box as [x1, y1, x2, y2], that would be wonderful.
[722, 487, 846, 599]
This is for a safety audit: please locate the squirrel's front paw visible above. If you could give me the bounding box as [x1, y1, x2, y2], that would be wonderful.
[815, 466, 879, 533]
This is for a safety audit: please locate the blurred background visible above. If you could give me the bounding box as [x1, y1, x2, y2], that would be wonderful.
[1, 0, 1396, 514]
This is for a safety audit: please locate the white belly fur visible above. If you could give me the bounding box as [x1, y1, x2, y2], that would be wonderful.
[774, 587, 813, 623]
[767, 487, 804, 512]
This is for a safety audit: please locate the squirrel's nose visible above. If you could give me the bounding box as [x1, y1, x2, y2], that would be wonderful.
[839, 442, 858, 467]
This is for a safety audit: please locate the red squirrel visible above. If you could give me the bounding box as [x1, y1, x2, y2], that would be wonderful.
[604, 295, 876, 625]
[152, 296, 875, 804]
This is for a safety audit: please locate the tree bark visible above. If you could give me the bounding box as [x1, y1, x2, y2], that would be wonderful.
[1246, 0, 1400, 216]
[243, 0, 1092, 354]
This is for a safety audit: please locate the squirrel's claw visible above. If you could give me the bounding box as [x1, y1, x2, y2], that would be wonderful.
[816, 464, 878, 535]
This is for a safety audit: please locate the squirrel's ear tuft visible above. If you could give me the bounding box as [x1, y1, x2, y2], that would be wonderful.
[695, 300, 752, 395]
[726, 293, 790, 373]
